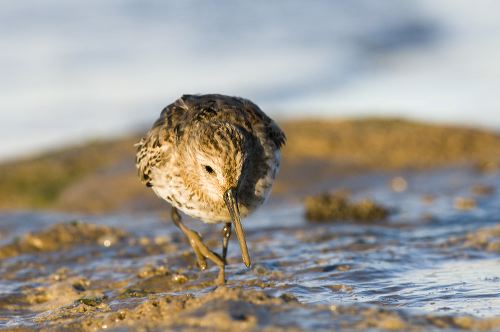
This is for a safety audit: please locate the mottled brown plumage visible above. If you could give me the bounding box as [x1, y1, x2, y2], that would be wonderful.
[136, 94, 285, 284]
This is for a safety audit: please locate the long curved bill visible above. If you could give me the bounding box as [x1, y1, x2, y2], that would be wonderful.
[224, 188, 251, 267]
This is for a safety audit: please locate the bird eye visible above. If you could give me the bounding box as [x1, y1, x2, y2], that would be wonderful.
[204, 165, 215, 175]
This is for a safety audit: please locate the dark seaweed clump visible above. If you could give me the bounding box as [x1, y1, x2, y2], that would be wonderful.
[304, 192, 390, 222]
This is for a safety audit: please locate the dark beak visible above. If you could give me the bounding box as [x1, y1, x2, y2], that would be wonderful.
[224, 188, 251, 267]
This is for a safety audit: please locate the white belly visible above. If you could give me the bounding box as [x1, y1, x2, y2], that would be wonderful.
[151, 150, 280, 224]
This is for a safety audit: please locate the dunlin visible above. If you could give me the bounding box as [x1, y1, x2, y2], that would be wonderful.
[136, 94, 285, 284]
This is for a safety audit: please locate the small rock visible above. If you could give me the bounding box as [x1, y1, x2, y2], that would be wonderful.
[472, 185, 495, 196]
[172, 273, 188, 284]
[475, 161, 499, 173]
[421, 194, 436, 204]
[72, 278, 90, 292]
[305, 192, 390, 222]
[328, 284, 353, 292]
[279, 293, 298, 303]
[453, 316, 474, 329]
[78, 296, 105, 307]
[390, 176, 407, 192]
[454, 197, 476, 210]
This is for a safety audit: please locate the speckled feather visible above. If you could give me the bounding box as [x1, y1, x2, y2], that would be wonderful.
[136, 94, 285, 223]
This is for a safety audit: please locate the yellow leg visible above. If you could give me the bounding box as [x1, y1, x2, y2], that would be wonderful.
[171, 207, 225, 284]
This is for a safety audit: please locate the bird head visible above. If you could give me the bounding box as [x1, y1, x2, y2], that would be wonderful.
[185, 122, 248, 199]
[182, 121, 251, 266]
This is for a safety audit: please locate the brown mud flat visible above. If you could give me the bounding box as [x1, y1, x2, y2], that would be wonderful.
[6, 287, 500, 332]
[1, 219, 499, 331]
[2, 166, 500, 331]
[1, 119, 500, 330]
[1, 118, 500, 213]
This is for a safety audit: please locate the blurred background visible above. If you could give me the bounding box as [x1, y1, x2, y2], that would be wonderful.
[1, 0, 500, 161]
[2, 2, 500, 329]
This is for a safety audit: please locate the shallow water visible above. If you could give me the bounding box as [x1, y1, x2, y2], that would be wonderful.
[0, 168, 499, 330]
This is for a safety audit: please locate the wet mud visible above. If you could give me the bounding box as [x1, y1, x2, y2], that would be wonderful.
[1, 167, 499, 331]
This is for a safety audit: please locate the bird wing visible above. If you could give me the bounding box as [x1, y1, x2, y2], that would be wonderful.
[234, 96, 286, 149]
[135, 99, 187, 187]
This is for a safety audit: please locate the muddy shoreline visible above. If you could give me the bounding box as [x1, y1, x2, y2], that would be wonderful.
[1, 167, 500, 331]
[1, 119, 500, 330]
[1, 118, 499, 213]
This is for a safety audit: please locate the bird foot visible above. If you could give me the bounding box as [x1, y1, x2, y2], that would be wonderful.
[184, 228, 226, 284]
[170, 207, 226, 284]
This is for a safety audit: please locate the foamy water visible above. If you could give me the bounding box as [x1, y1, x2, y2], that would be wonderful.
[1, 0, 500, 160]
